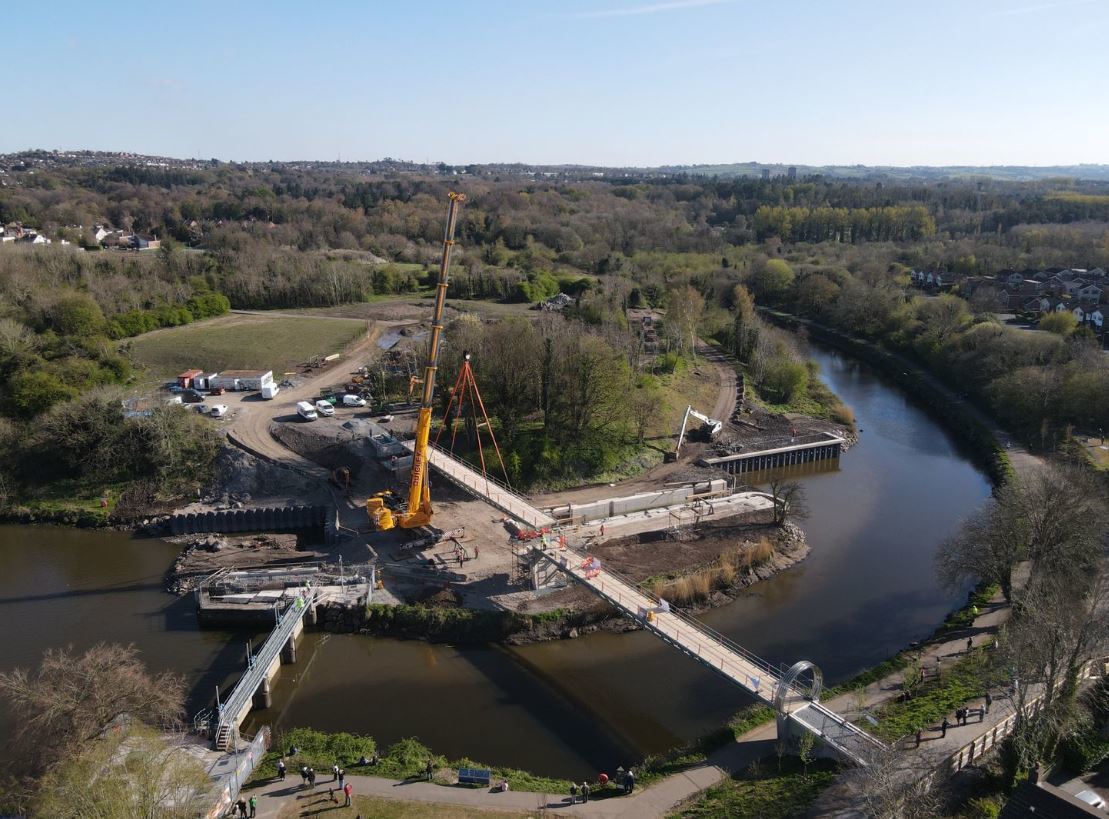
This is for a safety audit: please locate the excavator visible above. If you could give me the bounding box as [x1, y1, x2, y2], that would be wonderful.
[367, 192, 465, 530]
[666, 404, 723, 461]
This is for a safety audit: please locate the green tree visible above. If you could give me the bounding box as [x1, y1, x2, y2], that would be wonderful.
[6, 368, 79, 418]
[1039, 311, 1078, 335]
[750, 259, 795, 303]
[48, 294, 105, 337]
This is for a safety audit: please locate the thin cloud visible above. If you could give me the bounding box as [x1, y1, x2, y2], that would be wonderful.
[571, 0, 733, 20]
[997, 0, 1097, 15]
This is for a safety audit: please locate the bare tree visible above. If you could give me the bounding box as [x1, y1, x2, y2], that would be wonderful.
[0, 644, 185, 777]
[769, 478, 808, 527]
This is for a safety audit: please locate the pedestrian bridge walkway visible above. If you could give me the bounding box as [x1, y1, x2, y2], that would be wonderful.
[532, 542, 886, 766]
[420, 444, 884, 766]
[195, 583, 318, 751]
[406, 440, 556, 529]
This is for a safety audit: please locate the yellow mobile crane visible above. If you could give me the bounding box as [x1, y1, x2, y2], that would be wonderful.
[367, 192, 465, 530]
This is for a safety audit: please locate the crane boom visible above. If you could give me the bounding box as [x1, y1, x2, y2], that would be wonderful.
[368, 192, 465, 530]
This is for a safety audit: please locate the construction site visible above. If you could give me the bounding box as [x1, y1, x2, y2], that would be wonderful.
[166, 193, 852, 633]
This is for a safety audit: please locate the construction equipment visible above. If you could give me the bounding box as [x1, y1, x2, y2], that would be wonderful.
[367, 192, 465, 530]
[667, 404, 723, 461]
[435, 351, 511, 486]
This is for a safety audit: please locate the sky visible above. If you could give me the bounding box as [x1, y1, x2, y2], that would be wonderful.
[7, 0, 1109, 167]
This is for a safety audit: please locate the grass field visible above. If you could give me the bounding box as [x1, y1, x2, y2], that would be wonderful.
[279, 795, 525, 818]
[123, 313, 368, 377]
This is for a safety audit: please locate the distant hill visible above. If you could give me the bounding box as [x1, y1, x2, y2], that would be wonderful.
[3, 148, 1108, 183]
[654, 162, 1109, 182]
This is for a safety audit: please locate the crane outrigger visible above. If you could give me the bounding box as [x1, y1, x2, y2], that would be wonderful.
[367, 192, 465, 530]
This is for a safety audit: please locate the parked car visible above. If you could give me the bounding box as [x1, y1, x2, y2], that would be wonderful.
[378, 414, 394, 423]
[209, 404, 229, 418]
[182, 389, 204, 404]
[341, 394, 367, 407]
[296, 401, 318, 421]
[315, 400, 335, 417]
[166, 383, 184, 393]
[193, 403, 208, 414]
[209, 386, 225, 396]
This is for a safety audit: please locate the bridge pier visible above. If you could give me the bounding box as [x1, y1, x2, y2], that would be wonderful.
[281, 636, 297, 664]
[253, 677, 272, 710]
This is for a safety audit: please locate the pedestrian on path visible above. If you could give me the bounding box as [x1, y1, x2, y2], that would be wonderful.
[569, 782, 578, 803]
[626, 769, 635, 793]
[966, 637, 973, 653]
[582, 782, 590, 803]
[235, 798, 247, 817]
[332, 763, 339, 782]
[941, 717, 950, 737]
[277, 759, 286, 781]
[248, 795, 256, 817]
[308, 768, 316, 789]
[915, 729, 922, 747]
[344, 782, 353, 807]
[985, 692, 992, 715]
[599, 524, 605, 537]
[426, 759, 434, 781]
[338, 769, 345, 789]
[956, 707, 967, 726]
[300, 764, 307, 786]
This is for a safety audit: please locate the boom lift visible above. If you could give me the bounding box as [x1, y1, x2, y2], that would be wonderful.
[367, 192, 465, 530]
[667, 404, 723, 461]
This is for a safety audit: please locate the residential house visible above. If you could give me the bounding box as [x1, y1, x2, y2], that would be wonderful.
[1086, 267, 1107, 280]
[1075, 283, 1103, 304]
[1086, 307, 1104, 330]
[1024, 296, 1052, 314]
[130, 234, 160, 250]
[93, 225, 112, 243]
[1061, 278, 1087, 296]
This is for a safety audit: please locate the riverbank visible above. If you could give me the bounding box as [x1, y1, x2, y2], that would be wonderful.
[760, 309, 1022, 486]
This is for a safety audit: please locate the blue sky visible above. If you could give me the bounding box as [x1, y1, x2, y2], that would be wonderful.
[7, 0, 1108, 166]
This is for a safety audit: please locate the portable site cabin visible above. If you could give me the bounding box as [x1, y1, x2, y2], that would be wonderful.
[208, 370, 274, 392]
[176, 369, 204, 389]
[192, 372, 220, 391]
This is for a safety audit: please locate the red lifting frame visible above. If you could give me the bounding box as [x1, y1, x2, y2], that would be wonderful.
[434, 354, 512, 487]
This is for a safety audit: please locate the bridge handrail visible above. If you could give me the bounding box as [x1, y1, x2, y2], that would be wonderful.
[806, 701, 888, 750]
[547, 544, 787, 685]
[216, 586, 317, 731]
[421, 441, 534, 507]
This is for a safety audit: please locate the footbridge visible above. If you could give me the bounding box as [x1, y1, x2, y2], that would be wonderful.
[532, 541, 886, 766]
[405, 440, 556, 529]
[194, 583, 318, 751]
[419, 445, 885, 765]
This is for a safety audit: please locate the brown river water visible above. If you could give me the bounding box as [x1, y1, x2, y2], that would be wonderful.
[0, 343, 991, 779]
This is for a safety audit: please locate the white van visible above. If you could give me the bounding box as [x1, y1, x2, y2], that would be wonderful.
[296, 401, 318, 421]
[341, 394, 366, 407]
[315, 400, 335, 417]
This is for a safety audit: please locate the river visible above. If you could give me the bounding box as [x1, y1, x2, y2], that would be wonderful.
[0, 342, 991, 780]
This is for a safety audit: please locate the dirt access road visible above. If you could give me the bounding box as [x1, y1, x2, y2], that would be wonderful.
[222, 318, 409, 477]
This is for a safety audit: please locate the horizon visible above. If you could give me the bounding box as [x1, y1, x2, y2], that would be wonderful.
[7, 147, 1109, 173]
[5, 0, 1109, 167]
